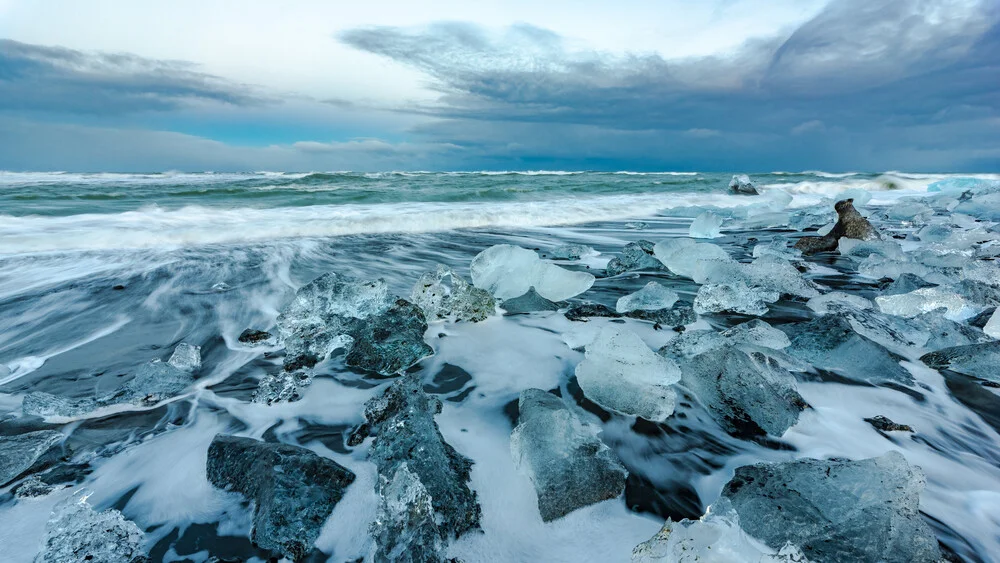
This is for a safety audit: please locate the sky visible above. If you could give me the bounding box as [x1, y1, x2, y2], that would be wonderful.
[0, 0, 996, 172]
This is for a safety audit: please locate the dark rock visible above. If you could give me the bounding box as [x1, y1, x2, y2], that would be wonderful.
[112, 284, 126, 290]
[722, 452, 941, 563]
[500, 287, 561, 314]
[728, 174, 759, 195]
[206, 435, 356, 560]
[605, 240, 666, 276]
[781, 315, 913, 385]
[920, 341, 1000, 383]
[564, 303, 621, 321]
[238, 329, 273, 345]
[365, 376, 481, 548]
[510, 389, 627, 521]
[864, 415, 913, 432]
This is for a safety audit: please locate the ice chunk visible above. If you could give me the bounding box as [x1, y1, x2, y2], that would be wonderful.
[695, 282, 780, 316]
[605, 240, 668, 276]
[35, 496, 148, 563]
[807, 292, 872, 314]
[782, 315, 913, 384]
[549, 244, 597, 260]
[0, 430, 63, 486]
[653, 238, 732, 279]
[565, 302, 697, 326]
[252, 370, 311, 405]
[410, 265, 496, 323]
[928, 177, 999, 192]
[689, 212, 723, 238]
[22, 393, 95, 418]
[985, 309, 1000, 339]
[694, 255, 820, 299]
[956, 192, 1000, 221]
[275, 272, 432, 387]
[883, 201, 934, 223]
[875, 286, 978, 321]
[878, 273, 935, 296]
[752, 240, 800, 261]
[373, 462, 447, 563]
[670, 344, 805, 436]
[500, 287, 560, 314]
[722, 452, 941, 563]
[364, 375, 481, 539]
[166, 342, 201, 372]
[575, 326, 682, 421]
[838, 238, 905, 260]
[728, 174, 759, 195]
[470, 244, 595, 301]
[510, 389, 627, 521]
[721, 319, 791, 350]
[617, 281, 679, 313]
[910, 310, 990, 350]
[632, 498, 807, 563]
[207, 435, 355, 560]
[920, 341, 1000, 383]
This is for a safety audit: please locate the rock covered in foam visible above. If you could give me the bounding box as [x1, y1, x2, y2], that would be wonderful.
[470, 244, 594, 301]
[0, 430, 63, 486]
[781, 315, 913, 385]
[605, 240, 668, 276]
[632, 498, 807, 563]
[410, 265, 496, 323]
[364, 375, 481, 548]
[345, 299, 436, 375]
[575, 326, 682, 421]
[689, 212, 724, 238]
[510, 389, 628, 521]
[721, 452, 941, 563]
[206, 435, 356, 560]
[34, 496, 149, 563]
[920, 341, 1000, 383]
[728, 174, 759, 195]
[616, 281, 679, 313]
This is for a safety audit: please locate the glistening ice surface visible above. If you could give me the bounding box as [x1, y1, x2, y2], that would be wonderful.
[1, 170, 1000, 562]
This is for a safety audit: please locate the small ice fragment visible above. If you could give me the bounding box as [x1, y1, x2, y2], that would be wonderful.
[632, 498, 806, 563]
[470, 244, 595, 301]
[985, 309, 1000, 339]
[374, 463, 447, 563]
[721, 319, 791, 349]
[878, 273, 935, 296]
[616, 281, 679, 313]
[694, 282, 779, 316]
[510, 389, 627, 521]
[722, 452, 941, 563]
[875, 286, 978, 321]
[605, 240, 667, 276]
[549, 244, 597, 260]
[410, 265, 496, 323]
[689, 213, 723, 238]
[35, 496, 148, 563]
[166, 342, 201, 373]
[807, 292, 872, 314]
[575, 326, 682, 421]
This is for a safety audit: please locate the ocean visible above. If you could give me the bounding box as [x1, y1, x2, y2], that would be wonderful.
[1, 170, 999, 562]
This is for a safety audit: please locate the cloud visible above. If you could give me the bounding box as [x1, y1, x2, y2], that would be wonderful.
[0, 39, 265, 115]
[337, 0, 999, 171]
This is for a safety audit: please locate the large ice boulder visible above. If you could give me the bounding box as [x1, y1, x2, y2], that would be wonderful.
[781, 315, 913, 385]
[207, 435, 356, 560]
[364, 375, 481, 557]
[605, 240, 669, 276]
[721, 452, 941, 563]
[695, 282, 780, 316]
[653, 238, 731, 279]
[471, 244, 594, 301]
[729, 174, 759, 195]
[632, 498, 806, 563]
[575, 326, 682, 422]
[875, 286, 979, 321]
[689, 212, 724, 238]
[616, 281, 679, 314]
[920, 341, 1000, 383]
[410, 265, 496, 323]
[511, 389, 628, 521]
[34, 496, 149, 563]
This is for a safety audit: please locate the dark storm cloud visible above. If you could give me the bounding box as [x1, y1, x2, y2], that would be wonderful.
[339, 0, 999, 170]
[0, 39, 264, 115]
